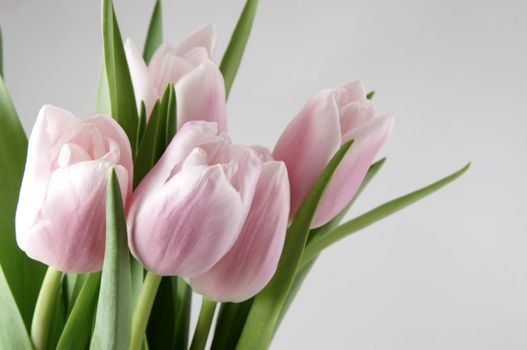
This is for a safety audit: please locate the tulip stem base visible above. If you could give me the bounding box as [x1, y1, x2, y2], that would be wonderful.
[190, 298, 217, 350]
[31, 267, 63, 350]
[130, 271, 162, 350]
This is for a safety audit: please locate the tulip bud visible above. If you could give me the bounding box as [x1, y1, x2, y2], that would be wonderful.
[16, 105, 133, 272]
[190, 148, 290, 302]
[273, 81, 395, 228]
[127, 121, 262, 277]
[124, 24, 227, 131]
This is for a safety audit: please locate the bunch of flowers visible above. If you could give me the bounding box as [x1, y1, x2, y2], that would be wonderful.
[0, 0, 468, 349]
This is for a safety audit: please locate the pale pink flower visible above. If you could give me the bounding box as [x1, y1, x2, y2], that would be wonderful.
[16, 105, 133, 272]
[273, 81, 395, 228]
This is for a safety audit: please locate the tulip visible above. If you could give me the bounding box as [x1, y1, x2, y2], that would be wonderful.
[190, 147, 290, 302]
[15, 105, 133, 272]
[124, 24, 227, 131]
[127, 121, 263, 277]
[273, 81, 395, 228]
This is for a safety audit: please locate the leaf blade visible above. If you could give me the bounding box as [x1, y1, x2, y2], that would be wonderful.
[57, 273, 101, 350]
[0, 265, 33, 349]
[143, 0, 163, 64]
[0, 75, 47, 328]
[301, 162, 471, 267]
[220, 0, 259, 98]
[101, 0, 139, 152]
[90, 169, 132, 350]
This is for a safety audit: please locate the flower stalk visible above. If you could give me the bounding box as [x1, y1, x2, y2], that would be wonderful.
[190, 298, 217, 350]
[130, 272, 162, 350]
[31, 267, 62, 350]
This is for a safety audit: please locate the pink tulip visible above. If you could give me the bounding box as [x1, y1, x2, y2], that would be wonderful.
[189, 147, 290, 302]
[273, 81, 395, 228]
[127, 121, 263, 277]
[124, 24, 227, 131]
[15, 105, 133, 272]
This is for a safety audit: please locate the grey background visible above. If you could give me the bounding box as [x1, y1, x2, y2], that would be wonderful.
[1, 0, 526, 349]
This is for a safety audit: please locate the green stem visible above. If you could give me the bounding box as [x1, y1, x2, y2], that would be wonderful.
[31, 267, 63, 350]
[130, 272, 162, 350]
[190, 298, 217, 350]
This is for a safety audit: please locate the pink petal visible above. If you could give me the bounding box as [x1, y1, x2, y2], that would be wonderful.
[86, 115, 134, 200]
[124, 38, 159, 116]
[312, 114, 395, 227]
[175, 62, 227, 131]
[272, 90, 342, 217]
[190, 161, 290, 302]
[19, 161, 128, 272]
[338, 80, 367, 105]
[127, 122, 222, 227]
[129, 164, 244, 277]
[339, 101, 374, 136]
[16, 105, 78, 241]
[175, 23, 216, 59]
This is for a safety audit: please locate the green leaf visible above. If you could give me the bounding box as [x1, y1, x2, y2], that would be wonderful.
[136, 102, 147, 150]
[64, 273, 88, 313]
[143, 0, 163, 64]
[301, 162, 471, 267]
[0, 25, 3, 77]
[0, 265, 33, 349]
[237, 140, 354, 350]
[0, 75, 47, 328]
[134, 84, 176, 187]
[366, 90, 375, 100]
[307, 158, 386, 244]
[220, 0, 259, 98]
[31, 268, 63, 350]
[210, 300, 252, 350]
[173, 278, 192, 349]
[146, 276, 192, 350]
[96, 59, 111, 115]
[90, 169, 132, 350]
[276, 158, 388, 331]
[57, 273, 101, 350]
[101, 0, 139, 152]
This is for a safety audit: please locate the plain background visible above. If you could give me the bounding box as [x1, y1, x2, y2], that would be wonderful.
[1, 0, 526, 349]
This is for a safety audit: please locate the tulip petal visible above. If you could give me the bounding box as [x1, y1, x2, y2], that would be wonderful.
[339, 101, 374, 136]
[312, 114, 395, 227]
[175, 23, 216, 59]
[86, 115, 134, 197]
[19, 161, 128, 272]
[129, 164, 243, 277]
[175, 62, 227, 131]
[124, 38, 158, 117]
[16, 105, 78, 240]
[338, 80, 367, 105]
[190, 161, 290, 302]
[127, 122, 222, 224]
[272, 90, 342, 217]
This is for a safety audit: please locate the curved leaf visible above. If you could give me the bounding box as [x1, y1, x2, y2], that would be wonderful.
[0, 265, 32, 349]
[301, 162, 471, 267]
[57, 273, 101, 350]
[101, 0, 139, 152]
[0, 75, 46, 328]
[143, 0, 163, 64]
[220, 0, 259, 98]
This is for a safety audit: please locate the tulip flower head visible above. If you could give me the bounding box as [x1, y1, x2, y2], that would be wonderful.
[273, 81, 395, 228]
[125, 24, 227, 131]
[189, 147, 290, 302]
[16, 105, 133, 272]
[128, 121, 260, 277]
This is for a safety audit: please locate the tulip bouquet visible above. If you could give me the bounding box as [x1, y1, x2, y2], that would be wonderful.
[0, 0, 469, 349]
